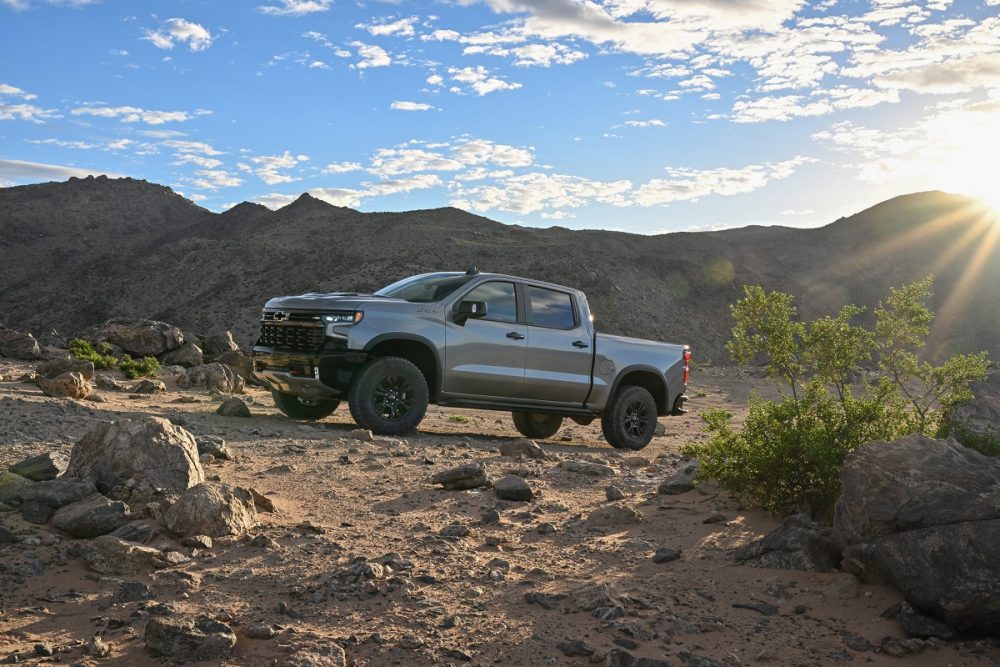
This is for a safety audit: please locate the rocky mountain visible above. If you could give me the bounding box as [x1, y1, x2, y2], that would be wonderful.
[1, 175, 998, 362]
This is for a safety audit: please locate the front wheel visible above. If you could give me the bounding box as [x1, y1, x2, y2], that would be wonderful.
[348, 356, 428, 435]
[601, 386, 657, 450]
[512, 411, 563, 439]
[271, 390, 340, 420]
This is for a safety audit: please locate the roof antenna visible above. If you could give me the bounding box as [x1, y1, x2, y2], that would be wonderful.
[465, 265, 479, 275]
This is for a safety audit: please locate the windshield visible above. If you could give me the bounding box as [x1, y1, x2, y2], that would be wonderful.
[375, 273, 473, 303]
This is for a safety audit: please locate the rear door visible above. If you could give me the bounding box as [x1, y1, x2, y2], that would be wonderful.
[443, 280, 527, 399]
[522, 284, 593, 404]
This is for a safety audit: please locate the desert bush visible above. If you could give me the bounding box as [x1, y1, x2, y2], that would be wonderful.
[683, 277, 990, 516]
[119, 354, 160, 379]
[68, 338, 117, 370]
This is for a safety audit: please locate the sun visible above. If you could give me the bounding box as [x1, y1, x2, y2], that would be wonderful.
[926, 113, 1000, 213]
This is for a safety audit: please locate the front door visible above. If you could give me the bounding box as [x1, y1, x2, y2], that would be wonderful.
[444, 280, 526, 399]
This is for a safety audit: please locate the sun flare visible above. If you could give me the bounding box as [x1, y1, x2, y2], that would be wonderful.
[926, 112, 1000, 213]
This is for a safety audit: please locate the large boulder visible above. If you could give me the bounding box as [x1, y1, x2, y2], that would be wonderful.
[214, 349, 266, 387]
[163, 483, 257, 538]
[158, 342, 204, 368]
[37, 371, 92, 399]
[8, 452, 68, 481]
[145, 617, 236, 662]
[81, 319, 184, 357]
[0, 326, 42, 360]
[65, 417, 204, 501]
[52, 494, 131, 538]
[0, 471, 33, 506]
[77, 535, 188, 574]
[201, 330, 240, 357]
[178, 363, 244, 394]
[734, 514, 841, 572]
[835, 435, 1000, 635]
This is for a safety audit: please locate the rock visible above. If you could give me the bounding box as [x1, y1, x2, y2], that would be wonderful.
[946, 369, 1000, 448]
[20, 500, 53, 524]
[733, 601, 779, 616]
[733, 514, 841, 572]
[249, 487, 275, 513]
[182, 534, 213, 549]
[836, 435, 1000, 634]
[524, 591, 566, 609]
[78, 535, 187, 574]
[494, 474, 533, 501]
[95, 374, 128, 391]
[144, 616, 237, 661]
[178, 362, 244, 394]
[431, 463, 489, 490]
[0, 523, 16, 544]
[244, 624, 276, 639]
[37, 371, 92, 399]
[82, 319, 183, 357]
[677, 652, 726, 667]
[202, 330, 240, 357]
[216, 396, 251, 417]
[572, 582, 623, 611]
[112, 580, 154, 604]
[557, 639, 594, 657]
[604, 649, 674, 667]
[65, 417, 204, 500]
[285, 646, 347, 667]
[440, 523, 471, 538]
[886, 601, 957, 640]
[163, 482, 258, 538]
[19, 477, 96, 509]
[158, 342, 204, 368]
[349, 428, 374, 441]
[588, 503, 643, 526]
[86, 635, 111, 658]
[658, 462, 697, 494]
[561, 459, 615, 477]
[654, 422, 667, 436]
[499, 438, 549, 460]
[8, 452, 68, 481]
[0, 326, 42, 359]
[652, 547, 681, 563]
[703, 512, 727, 524]
[36, 357, 95, 380]
[214, 349, 264, 387]
[111, 521, 157, 543]
[34, 643, 54, 657]
[605, 485, 625, 501]
[132, 378, 166, 394]
[52, 493, 131, 538]
[0, 471, 32, 506]
[196, 436, 232, 461]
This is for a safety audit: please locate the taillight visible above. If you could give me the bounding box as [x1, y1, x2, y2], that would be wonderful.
[683, 349, 691, 385]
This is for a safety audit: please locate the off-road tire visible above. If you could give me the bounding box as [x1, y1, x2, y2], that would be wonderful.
[512, 411, 563, 439]
[348, 356, 429, 435]
[601, 385, 657, 450]
[271, 390, 340, 420]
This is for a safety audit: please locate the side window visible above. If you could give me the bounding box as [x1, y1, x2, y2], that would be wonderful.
[462, 281, 518, 324]
[527, 286, 576, 329]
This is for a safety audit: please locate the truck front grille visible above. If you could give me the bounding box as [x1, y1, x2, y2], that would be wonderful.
[258, 313, 324, 352]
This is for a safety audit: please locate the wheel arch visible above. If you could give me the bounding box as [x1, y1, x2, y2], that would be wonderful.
[364, 334, 442, 401]
[608, 366, 669, 416]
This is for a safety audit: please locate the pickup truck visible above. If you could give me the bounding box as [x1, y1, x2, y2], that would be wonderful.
[252, 269, 689, 450]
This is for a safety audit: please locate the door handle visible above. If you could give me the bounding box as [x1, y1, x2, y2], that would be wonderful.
[572, 340, 590, 348]
[506, 331, 525, 340]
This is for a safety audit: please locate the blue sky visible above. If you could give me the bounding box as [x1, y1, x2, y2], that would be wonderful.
[1, 0, 998, 234]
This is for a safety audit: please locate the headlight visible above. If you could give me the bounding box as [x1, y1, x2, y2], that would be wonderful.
[322, 311, 363, 324]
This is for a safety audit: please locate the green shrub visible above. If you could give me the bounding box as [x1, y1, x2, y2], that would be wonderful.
[683, 277, 990, 516]
[119, 354, 160, 379]
[68, 338, 117, 370]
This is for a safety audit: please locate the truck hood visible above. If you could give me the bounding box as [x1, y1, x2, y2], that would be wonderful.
[263, 292, 401, 311]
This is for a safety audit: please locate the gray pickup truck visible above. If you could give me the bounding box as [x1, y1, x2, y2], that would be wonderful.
[252, 269, 689, 450]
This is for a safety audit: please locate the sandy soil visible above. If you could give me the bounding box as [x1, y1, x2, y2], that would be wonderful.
[1, 359, 998, 666]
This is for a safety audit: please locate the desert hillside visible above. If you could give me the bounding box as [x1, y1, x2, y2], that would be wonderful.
[1, 177, 998, 362]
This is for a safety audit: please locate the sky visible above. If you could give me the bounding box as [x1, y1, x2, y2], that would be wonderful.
[1, 0, 998, 234]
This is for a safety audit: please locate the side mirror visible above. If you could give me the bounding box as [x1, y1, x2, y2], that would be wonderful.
[454, 300, 488, 325]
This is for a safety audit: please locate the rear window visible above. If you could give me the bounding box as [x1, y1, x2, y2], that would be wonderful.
[527, 286, 576, 329]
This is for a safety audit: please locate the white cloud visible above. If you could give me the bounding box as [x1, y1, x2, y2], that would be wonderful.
[447, 66, 521, 95]
[370, 148, 464, 177]
[351, 42, 392, 69]
[631, 157, 814, 206]
[452, 172, 633, 214]
[358, 16, 418, 37]
[173, 154, 223, 168]
[0, 83, 37, 99]
[623, 119, 666, 127]
[187, 169, 243, 190]
[251, 193, 299, 209]
[163, 139, 224, 156]
[71, 105, 210, 125]
[426, 73, 444, 86]
[391, 100, 435, 111]
[309, 187, 365, 207]
[463, 42, 587, 67]
[27, 138, 96, 149]
[143, 18, 213, 52]
[243, 151, 309, 185]
[0, 158, 117, 182]
[0, 102, 59, 123]
[259, 0, 332, 16]
[780, 208, 815, 215]
[323, 161, 363, 174]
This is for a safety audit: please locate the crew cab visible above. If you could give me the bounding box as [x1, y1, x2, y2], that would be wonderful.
[252, 269, 689, 450]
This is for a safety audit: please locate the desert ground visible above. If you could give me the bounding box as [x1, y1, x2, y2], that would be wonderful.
[2, 359, 998, 666]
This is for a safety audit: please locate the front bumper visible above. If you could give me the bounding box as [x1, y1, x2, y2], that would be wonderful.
[252, 346, 367, 400]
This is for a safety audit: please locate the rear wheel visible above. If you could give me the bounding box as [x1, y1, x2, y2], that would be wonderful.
[348, 356, 429, 435]
[512, 411, 563, 439]
[601, 385, 657, 450]
[271, 390, 340, 420]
